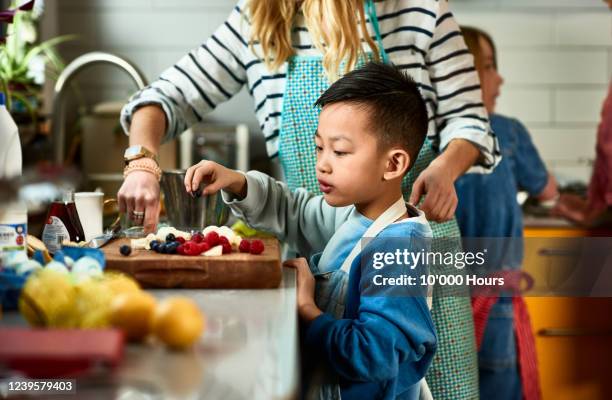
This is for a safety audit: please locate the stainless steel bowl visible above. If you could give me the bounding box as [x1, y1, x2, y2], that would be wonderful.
[161, 170, 229, 231]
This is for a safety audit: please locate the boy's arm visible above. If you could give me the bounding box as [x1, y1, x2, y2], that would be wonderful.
[302, 234, 437, 383]
[222, 171, 344, 257]
[511, 118, 558, 200]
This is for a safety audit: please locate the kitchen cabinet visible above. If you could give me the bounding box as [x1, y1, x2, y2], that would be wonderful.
[524, 219, 612, 400]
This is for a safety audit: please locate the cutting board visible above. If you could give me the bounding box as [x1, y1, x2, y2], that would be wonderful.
[103, 238, 282, 289]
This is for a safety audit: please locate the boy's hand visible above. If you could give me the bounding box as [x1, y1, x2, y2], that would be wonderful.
[283, 258, 322, 322]
[184, 160, 247, 198]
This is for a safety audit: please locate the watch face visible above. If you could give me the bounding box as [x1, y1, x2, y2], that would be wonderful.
[125, 145, 144, 159]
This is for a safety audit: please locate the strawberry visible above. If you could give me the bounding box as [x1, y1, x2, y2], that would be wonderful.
[191, 232, 204, 243]
[176, 236, 186, 244]
[205, 231, 220, 246]
[250, 240, 265, 255]
[177, 244, 185, 255]
[238, 239, 251, 253]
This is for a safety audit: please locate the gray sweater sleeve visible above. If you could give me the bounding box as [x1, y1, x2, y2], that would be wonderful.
[221, 171, 350, 258]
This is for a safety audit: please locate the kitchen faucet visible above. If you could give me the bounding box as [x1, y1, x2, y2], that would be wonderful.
[51, 51, 148, 164]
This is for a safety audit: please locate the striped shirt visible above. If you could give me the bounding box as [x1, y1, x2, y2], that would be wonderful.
[120, 0, 500, 171]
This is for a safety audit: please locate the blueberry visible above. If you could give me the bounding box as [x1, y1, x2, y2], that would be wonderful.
[166, 233, 176, 243]
[119, 245, 132, 256]
[159, 243, 168, 254]
[167, 243, 178, 254]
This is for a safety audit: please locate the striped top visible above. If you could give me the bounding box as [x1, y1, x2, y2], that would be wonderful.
[120, 0, 500, 171]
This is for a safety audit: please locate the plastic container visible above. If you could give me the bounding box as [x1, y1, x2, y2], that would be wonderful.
[0, 92, 22, 179]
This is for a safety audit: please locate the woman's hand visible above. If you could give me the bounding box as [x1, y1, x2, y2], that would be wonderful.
[283, 258, 322, 322]
[184, 160, 247, 198]
[409, 139, 480, 223]
[118, 170, 161, 234]
[409, 158, 458, 223]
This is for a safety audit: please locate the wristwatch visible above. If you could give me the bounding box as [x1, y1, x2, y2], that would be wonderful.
[124, 145, 158, 165]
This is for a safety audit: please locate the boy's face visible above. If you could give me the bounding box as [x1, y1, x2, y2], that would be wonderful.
[315, 102, 389, 207]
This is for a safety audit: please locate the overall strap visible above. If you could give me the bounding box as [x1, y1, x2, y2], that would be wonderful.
[365, 0, 390, 64]
[340, 197, 407, 273]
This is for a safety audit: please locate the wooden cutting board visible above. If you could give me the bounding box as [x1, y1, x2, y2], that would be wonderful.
[103, 238, 282, 289]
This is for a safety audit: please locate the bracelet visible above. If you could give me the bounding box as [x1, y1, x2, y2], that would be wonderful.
[123, 158, 162, 182]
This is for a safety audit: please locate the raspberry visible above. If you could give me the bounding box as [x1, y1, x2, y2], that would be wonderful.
[205, 231, 220, 246]
[221, 243, 232, 254]
[198, 242, 211, 254]
[250, 240, 265, 255]
[182, 242, 199, 256]
[191, 233, 204, 243]
[177, 244, 185, 255]
[219, 236, 230, 245]
[176, 236, 186, 244]
[238, 240, 251, 253]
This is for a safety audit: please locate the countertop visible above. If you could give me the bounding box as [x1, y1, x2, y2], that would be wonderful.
[0, 268, 299, 400]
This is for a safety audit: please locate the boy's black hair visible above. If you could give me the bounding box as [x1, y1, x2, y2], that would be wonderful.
[315, 61, 428, 170]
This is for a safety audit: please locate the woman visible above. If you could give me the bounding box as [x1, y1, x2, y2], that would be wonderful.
[118, 1, 500, 398]
[455, 26, 558, 400]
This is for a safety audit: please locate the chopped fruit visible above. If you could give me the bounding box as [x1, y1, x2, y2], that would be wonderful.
[191, 233, 204, 243]
[219, 236, 230, 245]
[221, 243, 232, 254]
[119, 245, 132, 256]
[238, 240, 251, 253]
[197, 242, 210, 254]
[205, 231, 220, 247]
[176, 236, 186, 244]
[166, 233, 176, 243]
[203, 245, 223, 257]
[250, 240, 265, 255]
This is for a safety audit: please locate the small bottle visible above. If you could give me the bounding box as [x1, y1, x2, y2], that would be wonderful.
[42, 191, 86, 253]
[0, 201, 28, 262]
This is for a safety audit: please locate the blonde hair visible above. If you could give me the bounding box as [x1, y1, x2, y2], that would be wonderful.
[248, 0, 379, 81]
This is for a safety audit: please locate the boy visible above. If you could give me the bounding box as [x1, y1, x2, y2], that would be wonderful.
[184, 62, 437, 399]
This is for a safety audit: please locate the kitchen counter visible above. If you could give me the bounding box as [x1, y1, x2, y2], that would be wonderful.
[523, 214, 576, 228]
[0, 268, 299, 400]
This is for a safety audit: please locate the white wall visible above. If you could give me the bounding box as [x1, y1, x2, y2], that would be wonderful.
[51, 0, 612, 183]
[452, 0, 612, 183]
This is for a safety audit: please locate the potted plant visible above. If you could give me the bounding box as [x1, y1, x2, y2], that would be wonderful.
[0, 0, 75, 144]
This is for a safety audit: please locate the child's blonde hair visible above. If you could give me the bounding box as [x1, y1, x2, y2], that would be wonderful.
[248, 0, 380, 81]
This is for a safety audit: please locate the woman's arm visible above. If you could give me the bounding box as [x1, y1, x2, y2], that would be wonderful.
[410, 1, 501, 222]
[117, 1, 249, 231]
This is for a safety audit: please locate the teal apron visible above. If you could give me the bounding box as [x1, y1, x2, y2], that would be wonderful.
[278, 1, 479, 398]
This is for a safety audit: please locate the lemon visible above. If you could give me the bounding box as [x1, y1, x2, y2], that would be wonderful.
[110, 291, 157, 342]
[19, 269, 75, 327]
[102, 272, 141, 296]
[153, 297, 205, 349]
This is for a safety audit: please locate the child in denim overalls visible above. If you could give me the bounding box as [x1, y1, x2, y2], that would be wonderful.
[184, 62, 437, 400]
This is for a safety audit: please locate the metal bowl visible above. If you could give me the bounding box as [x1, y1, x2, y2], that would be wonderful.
[160, 170, 229, 231]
